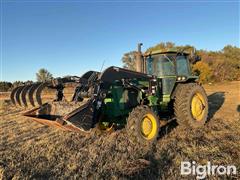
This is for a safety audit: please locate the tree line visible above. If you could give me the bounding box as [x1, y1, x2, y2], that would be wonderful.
[1, 43, 239, 91]
[0, 68, 53, 92]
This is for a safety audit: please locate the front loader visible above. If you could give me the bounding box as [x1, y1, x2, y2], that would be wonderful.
[11, 43, 208, 146]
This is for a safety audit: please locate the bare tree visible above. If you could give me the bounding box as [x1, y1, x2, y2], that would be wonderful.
[36, 68, 53, 82]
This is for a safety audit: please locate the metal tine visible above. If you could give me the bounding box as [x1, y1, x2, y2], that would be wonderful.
[20, 84, 33, 107]
[35, 82, 50, 106]
[10, 86, 21, 105]
[15, 86, 25, 106]
[28, 83, 41, 107]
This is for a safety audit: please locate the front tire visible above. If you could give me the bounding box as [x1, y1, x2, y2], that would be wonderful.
[174, 83, 208, 128]
[126, 106, 160, 147]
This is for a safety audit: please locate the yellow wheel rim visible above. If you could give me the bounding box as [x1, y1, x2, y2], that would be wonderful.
[141, 113, 158, 140]
[191, 92, 206, 121]
[98, 121, 113, 132]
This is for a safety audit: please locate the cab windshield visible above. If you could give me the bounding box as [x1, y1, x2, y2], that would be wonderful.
[146, 54, 190, 76]
[146, 54, 175, 76]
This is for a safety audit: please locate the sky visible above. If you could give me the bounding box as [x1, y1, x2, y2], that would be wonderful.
[1, 0, 239, 82]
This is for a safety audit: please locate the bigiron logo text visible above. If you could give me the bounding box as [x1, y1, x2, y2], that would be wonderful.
[181, 161, 237, 179]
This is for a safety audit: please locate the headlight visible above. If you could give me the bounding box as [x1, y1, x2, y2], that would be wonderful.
[182, 76, 186, 80]
[177, 76, 187, 81]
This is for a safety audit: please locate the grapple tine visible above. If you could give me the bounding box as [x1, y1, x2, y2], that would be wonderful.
[10, 86, 21, 105]
[15, 86, 25, 106]
[28, 83, 41, 107]
[35, 82, 50, 106]
[20, 84, 32, 107]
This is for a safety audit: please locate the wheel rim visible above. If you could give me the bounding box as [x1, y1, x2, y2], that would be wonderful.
[191, 92, 206, 121]
[141, 113, 158, 140]
[98, 121, 114, 132]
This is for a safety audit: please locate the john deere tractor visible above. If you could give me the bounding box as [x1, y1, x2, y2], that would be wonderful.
[11, 43, 208, 146]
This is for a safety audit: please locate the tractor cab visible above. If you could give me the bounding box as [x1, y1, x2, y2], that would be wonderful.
[143, 50, 198, 97]
[145, 51, 191, 77]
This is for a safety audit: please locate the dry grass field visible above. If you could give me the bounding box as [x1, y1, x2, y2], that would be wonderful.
[0, 81, 240, 179]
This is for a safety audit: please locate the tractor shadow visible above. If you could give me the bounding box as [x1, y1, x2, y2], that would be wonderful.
[158, 119, 178, 140]
[207, 92, 225, 121]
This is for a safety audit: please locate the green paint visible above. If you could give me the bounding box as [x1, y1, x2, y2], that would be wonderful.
[100, 51, 199, 126]
[148, 95, 158, 106]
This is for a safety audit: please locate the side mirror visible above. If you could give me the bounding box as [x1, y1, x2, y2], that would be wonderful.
[190, 55, 201, 64]
[195, 55, 201, 62]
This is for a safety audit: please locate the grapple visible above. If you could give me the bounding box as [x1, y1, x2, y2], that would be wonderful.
[10, 71, 100, 132]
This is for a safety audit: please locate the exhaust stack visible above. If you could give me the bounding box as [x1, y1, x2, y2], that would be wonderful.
[136, 43, 143, 73]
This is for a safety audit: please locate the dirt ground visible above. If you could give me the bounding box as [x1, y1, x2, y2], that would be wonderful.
[0, 81, 240, 179]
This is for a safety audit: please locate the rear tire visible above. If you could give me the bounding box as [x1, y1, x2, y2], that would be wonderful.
[126, 106, 160, 148]
[174, 83, 208, 128]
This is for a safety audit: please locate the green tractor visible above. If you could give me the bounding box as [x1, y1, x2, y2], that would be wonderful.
[97, 43, 208, 144]
[11, 43, 208, 146]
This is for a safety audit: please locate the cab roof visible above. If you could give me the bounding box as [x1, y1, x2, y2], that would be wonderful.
[144, 49, 190, 57]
